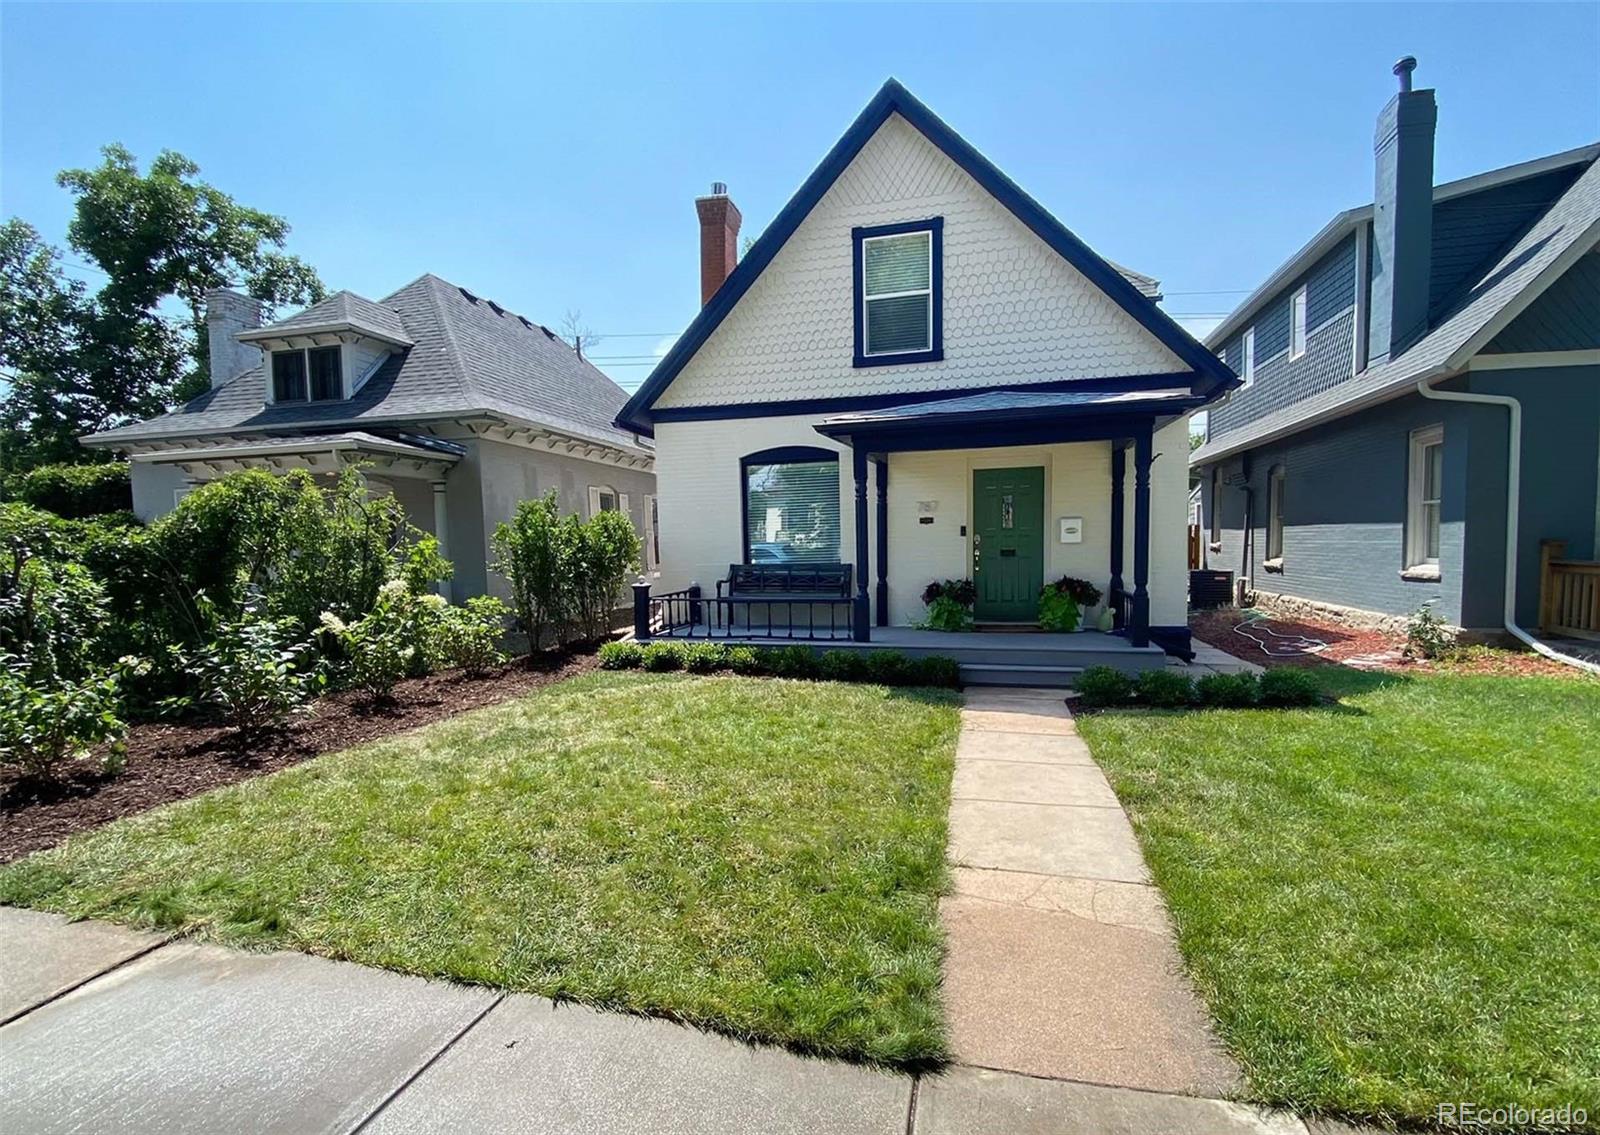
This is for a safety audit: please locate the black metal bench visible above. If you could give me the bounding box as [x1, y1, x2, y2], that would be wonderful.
[717, 562, 853, 601]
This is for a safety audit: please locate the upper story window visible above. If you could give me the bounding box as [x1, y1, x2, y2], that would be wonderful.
[1241, 327, 1256, 388]
[1289, 285, 1309, 360]
[852, 218, 943, 367]
[272, 346, 343, 403]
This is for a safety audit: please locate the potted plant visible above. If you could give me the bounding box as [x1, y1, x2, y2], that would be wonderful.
[1038, 576, 1103, 632]
[918, 578, 976, 632]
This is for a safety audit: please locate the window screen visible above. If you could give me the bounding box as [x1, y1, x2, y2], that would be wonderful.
[272, 351, 306, 402]
[863, 231, 932, 355]
[744, 458, 840, 563]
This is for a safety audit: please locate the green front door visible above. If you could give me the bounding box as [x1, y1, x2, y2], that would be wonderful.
[972, 466, 1045, 622]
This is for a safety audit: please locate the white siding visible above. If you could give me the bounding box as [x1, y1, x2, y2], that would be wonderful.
[653, 113, 1182, 410]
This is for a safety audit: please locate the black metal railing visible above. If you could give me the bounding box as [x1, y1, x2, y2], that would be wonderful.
[634, 582, 854, 641]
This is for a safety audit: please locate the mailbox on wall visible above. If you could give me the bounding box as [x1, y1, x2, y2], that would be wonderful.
[1058, 516, 1084, 544]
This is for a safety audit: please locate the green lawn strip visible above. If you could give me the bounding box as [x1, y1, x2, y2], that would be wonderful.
[0, 673, 961, 1067]
[1077, 667, 1600, 1128]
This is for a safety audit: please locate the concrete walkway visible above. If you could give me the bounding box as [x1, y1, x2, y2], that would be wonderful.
[0, 906, 1329, 1135]
[942, 687, 1241, 1095]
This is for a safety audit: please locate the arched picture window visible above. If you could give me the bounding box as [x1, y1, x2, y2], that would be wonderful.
[741, 447, 841, 564]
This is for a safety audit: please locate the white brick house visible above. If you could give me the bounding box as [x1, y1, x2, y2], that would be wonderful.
[616, 80, 1237, 660]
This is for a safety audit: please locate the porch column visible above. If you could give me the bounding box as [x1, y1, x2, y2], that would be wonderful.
[1131, 427, 1153, 648]
[431, 479, 450, 598]
[1109, 444, 1126, 630]
[874, 457, 889, 627]
[852, 445, 871, 642]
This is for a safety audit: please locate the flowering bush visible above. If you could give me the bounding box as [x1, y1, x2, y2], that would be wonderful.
[434, 595, 509, 675]
[0, 654, 132, 778]
[171, 604, 322, 734]
[321, 580, 447, 701]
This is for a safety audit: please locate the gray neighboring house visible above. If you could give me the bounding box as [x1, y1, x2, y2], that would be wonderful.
[81, 274, 657, 602]
[1191, 59, 1599, 643]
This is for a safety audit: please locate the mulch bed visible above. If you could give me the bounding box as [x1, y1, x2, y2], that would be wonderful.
[1, 651, 598, 866]
[1191, 607, 1587, 679]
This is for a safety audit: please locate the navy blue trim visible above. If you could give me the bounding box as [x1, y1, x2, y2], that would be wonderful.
[851, 447, 871, 641]
[649, 373, 1197, 425]
[1147, 626, 1194, 661]
[852, 218, 944, 368]
[873, 458, 889, 626]
[821, 413, 1178, 456]
[739, 446, 842, 565]
[1109, 444, 1126, 630]
[614, 78, 1237, 436]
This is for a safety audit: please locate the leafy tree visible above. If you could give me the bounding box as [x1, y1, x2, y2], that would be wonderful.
[0, 145, 325, 475]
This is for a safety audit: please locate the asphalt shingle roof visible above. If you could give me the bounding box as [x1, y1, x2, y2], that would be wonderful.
[244, 290, 412, 344]
[85, 274, 646, 453]
[1192, 156, 1600, 465]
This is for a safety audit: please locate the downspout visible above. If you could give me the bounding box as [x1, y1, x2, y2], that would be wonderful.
[1416, 376, 1600, 674]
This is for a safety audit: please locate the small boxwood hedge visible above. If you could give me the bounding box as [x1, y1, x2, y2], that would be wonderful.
[598, 640, 960, 689]
[1074, 664, 1323, 711]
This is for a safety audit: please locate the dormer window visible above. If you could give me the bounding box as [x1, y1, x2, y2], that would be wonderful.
[272, 346, 343, 403]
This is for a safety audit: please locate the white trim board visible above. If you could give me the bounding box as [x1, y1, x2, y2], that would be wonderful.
[1468, 350, 1600, 371]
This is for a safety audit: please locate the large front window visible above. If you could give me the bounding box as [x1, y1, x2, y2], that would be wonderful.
[853, 219, 943, 366]
[272, 346, 343, 403]
[743, 450, 840, 564]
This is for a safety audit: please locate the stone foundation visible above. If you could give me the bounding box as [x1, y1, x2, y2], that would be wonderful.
[1240, 588, 1513, 647]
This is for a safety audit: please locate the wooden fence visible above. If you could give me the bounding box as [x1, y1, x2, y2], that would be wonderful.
[1539, 539, 1600, 640]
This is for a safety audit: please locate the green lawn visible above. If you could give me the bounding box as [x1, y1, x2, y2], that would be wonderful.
[0, 672, 961, 1066]
[1077, 667, 1600, 1129]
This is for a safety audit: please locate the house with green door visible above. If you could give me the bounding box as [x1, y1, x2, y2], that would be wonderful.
[616, 80, 1238, 674]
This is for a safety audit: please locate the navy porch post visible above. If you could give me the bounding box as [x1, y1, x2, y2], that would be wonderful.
[1109, 443, 1126, 629]
[1131, 426, 1152, 648]
[874, 458, 889, 627]
[852, 445, 871, 642]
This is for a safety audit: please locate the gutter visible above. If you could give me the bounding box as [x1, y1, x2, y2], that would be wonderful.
[1415, 376, 1600, 675]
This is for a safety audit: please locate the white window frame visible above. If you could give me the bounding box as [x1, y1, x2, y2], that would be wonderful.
[269, 345, 345, 405]
[643, 494, 660, 574]
[861, 230, 934, 357]
[1406, 425, 1444, 569]
[587, 485, 619, 517]
[1266, 465, 1286, 563]
[1241, 327, 1256, 388]
[1289, 285, 1308, 360]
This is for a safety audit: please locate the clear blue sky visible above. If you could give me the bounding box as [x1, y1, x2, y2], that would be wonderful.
[4, 3, 1597, 391]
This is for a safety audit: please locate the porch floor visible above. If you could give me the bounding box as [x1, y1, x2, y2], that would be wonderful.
[645, 626, 1166, 687]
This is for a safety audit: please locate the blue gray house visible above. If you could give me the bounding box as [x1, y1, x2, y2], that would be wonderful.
[1191, 59, 1599, 646]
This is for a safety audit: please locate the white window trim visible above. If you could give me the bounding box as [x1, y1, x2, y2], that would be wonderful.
[1241, 327, 1256, 388]
[1289, 285, 1309, 360]
[1405, 424, 1444, 569]
[861, 230, 934, 357]
[1266, 465, 1286, 562]
[268, 344, 346, 405]
[587, 485, 619, 518]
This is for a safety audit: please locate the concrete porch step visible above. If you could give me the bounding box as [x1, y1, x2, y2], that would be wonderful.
[961, 663, 1086, 688]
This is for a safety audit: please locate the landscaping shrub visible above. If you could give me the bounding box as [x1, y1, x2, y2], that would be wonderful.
[598, 641, 644, 670]
[642, 642, 685, 671]
[818, 649, 870, 682]
[762, 645, 820, 679]
[492, 491, 640, 652]
[1075, 665, 1134, 707]
[910, 655, 962, 689]
[725, 645, 760, 674]
[864, 649, 912, 686]
[682, 643, 728, 673]
[0, 535, 112, 685]
[0, 656, 130, 778]
[435, 595, 509, 676]
[320, 580, 446, 701]
[1135, 669, 1196, 708]
[173, 603, 323, 732]
[18, 462, 132, 519]
[1048, 576, 1103, 608]
[1258, 667, 1321, 707]
[1195, 671, 1261, 708]
[1404, 602, 1454, 661]
[918, 579, 976, 632]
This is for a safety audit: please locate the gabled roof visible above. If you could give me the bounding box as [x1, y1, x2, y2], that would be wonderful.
[615, 78, 1232, 435]
[83, 274, 649, 455]
[1192, 155, 1600, 466]
[240, 290, 412, 346]
[1205, 142, 1600, 351]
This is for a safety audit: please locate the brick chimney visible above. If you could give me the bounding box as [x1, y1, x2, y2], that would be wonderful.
[695, 183, 741, 306]
[1368, 56, 1437, 364]
[205, 287, 264, 389]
